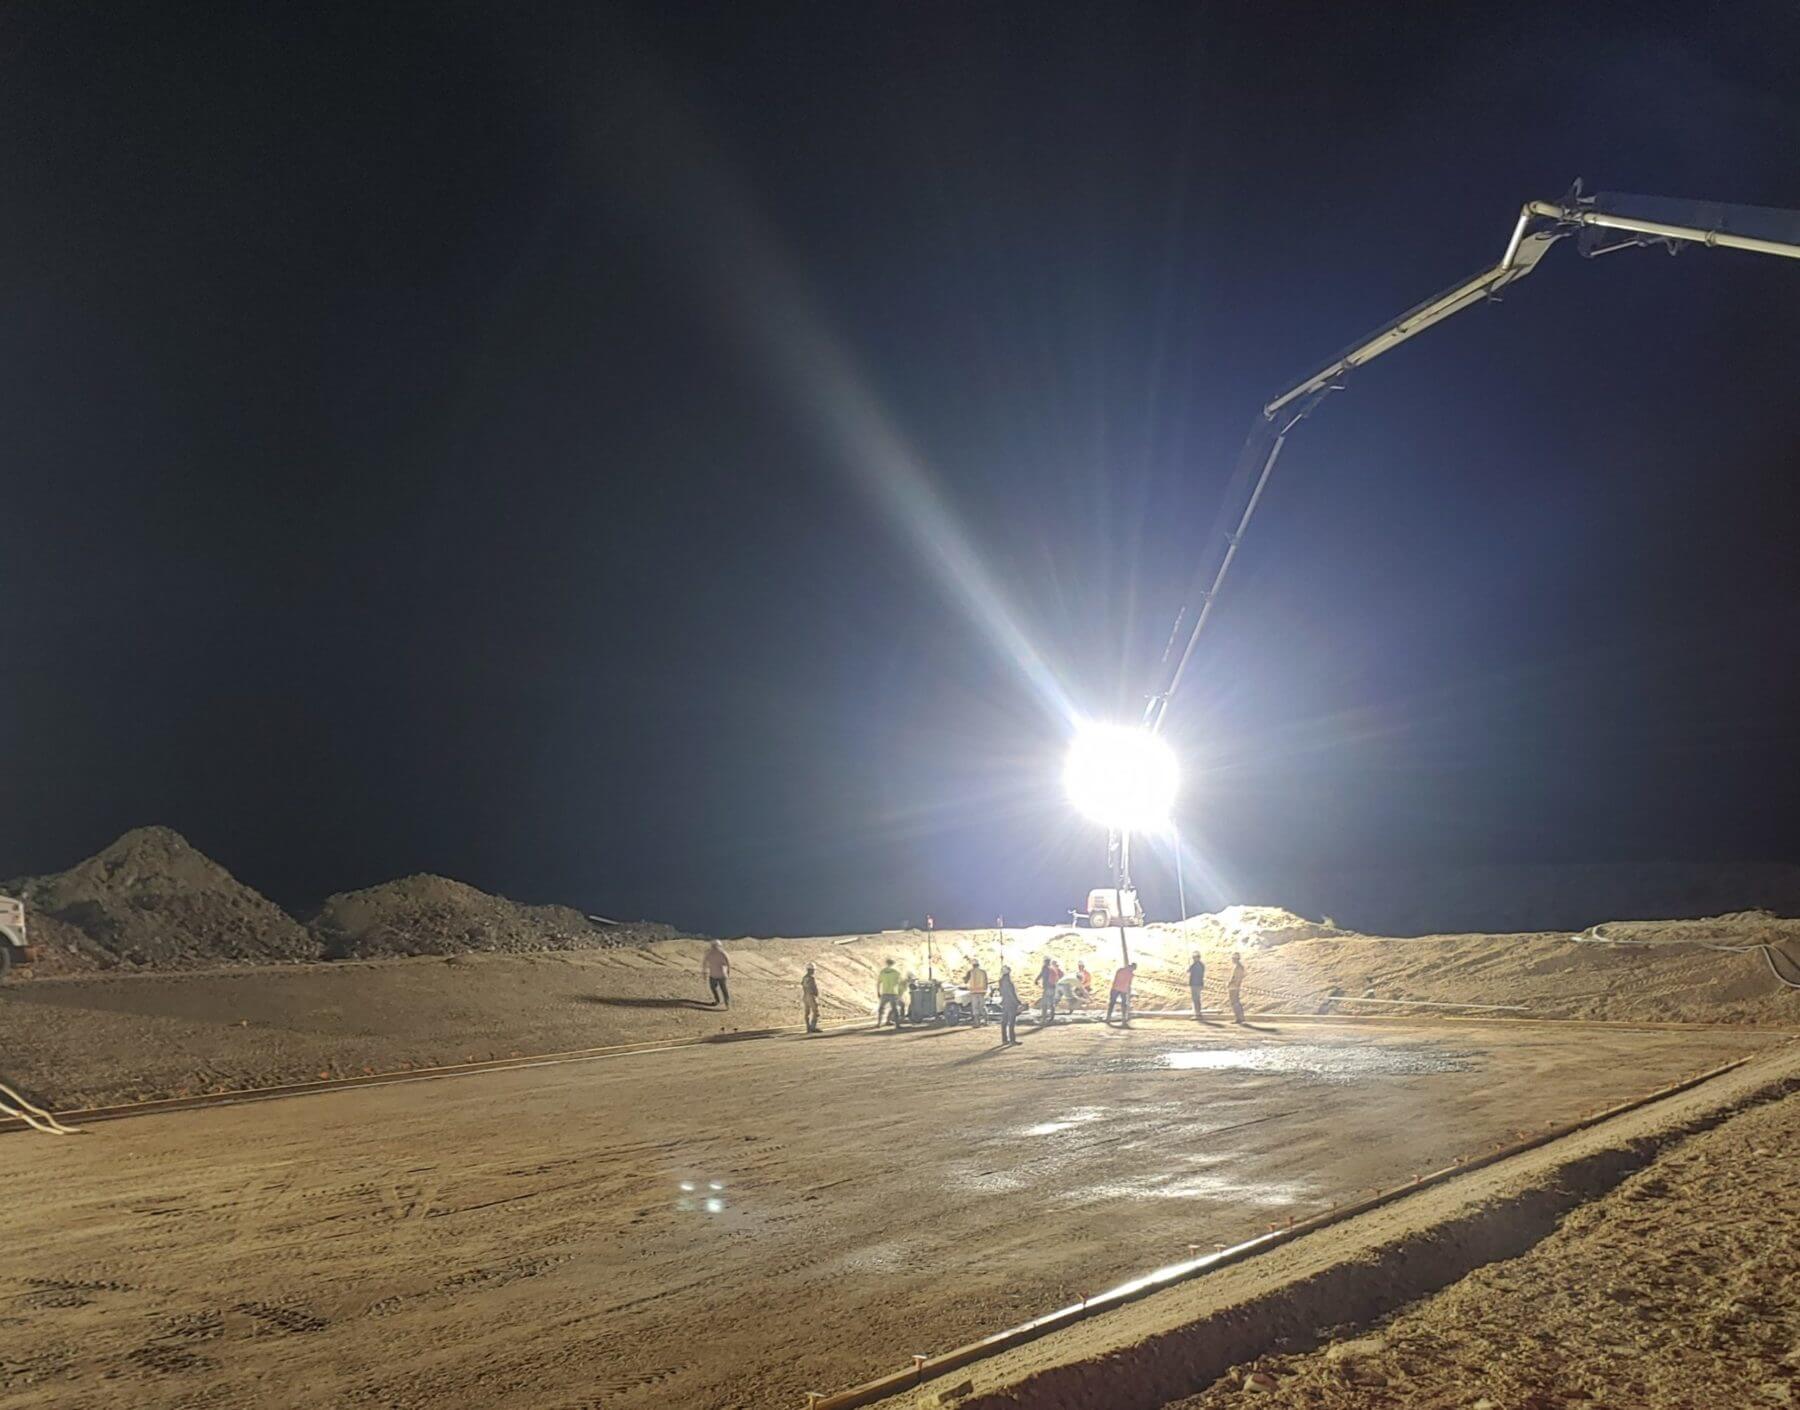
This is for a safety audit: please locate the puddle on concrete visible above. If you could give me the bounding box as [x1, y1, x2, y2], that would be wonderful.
[1070, 1170, 1315, 1207]
[1021, 1106, 1106, 1137]
[1089, 1042, 1478, 1084]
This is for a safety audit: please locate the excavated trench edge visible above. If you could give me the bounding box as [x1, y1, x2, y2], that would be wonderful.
[819, 1058, 1798, 1410]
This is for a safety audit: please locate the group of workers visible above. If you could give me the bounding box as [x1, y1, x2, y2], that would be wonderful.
[699, 936, 1249, 1040]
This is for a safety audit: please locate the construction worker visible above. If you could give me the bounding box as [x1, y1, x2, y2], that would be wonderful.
[1060, 959, 1093, 1013]
[1188, 951, 1207, 1021]
[702, 940, 731, 1008]
[1036, 955, 1062, 1025]
[1106, 962, 1137, 1024]
[876, 958, 905, 1030]
[997, 965, 1021, 1046]
[964, 957, 989, 1026]
[800, 962, 821, 1033]
[1228, 952, 1247, 1024]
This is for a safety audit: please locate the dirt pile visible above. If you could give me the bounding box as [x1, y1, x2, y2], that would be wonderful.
[308, 874, 675, 959]
[1172, 904, 1351, 949]
[4, 827, 318, 970]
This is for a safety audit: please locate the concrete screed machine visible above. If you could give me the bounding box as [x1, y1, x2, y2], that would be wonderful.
[1076, 184, 1800, 953]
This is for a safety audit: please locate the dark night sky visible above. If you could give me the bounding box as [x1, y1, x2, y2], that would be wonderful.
[4, 3, 1798, 935]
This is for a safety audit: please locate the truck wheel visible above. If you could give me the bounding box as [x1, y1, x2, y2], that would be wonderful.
[943, 1002, 965, 1025]
[1090, 909, 1109, 929]
[0, 947, 11, 982]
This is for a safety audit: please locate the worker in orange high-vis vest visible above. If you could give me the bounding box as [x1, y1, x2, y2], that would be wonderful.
[1106, 962, 1136, 1025]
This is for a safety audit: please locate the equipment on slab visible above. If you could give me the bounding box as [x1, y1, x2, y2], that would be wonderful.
[0, 895, 39, 980]
[904, 977, 942, 1023]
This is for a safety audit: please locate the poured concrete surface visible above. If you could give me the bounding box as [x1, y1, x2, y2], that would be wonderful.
[0, 1019, 1783, 1408]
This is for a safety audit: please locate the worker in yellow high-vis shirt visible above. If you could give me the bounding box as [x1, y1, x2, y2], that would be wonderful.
[875, 958, 904, 1030]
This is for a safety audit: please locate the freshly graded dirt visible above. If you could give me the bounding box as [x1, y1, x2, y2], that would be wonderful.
[0, 1020, 1782, 1410]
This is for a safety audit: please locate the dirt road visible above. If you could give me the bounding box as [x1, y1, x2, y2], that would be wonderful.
[0, 1020, 1782, 1409]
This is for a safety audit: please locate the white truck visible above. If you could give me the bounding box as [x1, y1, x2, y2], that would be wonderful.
[0, 895, 38, 980]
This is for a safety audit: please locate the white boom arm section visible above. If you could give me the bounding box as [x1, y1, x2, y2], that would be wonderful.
[1143, 184, 1800, 732]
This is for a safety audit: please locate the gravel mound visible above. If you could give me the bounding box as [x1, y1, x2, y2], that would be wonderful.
[308, 874, 676, 959]
[5, 826, 319, 969]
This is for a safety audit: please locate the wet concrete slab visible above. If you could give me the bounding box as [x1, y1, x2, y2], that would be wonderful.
[0, 1019, 1784, 1410]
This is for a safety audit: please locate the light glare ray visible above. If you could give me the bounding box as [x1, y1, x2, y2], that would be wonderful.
[606, 73, 1078, 729]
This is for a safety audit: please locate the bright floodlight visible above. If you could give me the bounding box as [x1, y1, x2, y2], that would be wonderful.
[1063, 722, 1179, 832]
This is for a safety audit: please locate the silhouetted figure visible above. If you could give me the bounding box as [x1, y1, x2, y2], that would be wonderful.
[800, 962, 820, 1032]
[1037, 955, 1062, 1025]
[998, 966, 1021, 1046]
[702, 940, 731, 1007]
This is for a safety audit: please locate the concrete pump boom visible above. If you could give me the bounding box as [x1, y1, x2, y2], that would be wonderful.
[1142, 184, 1800, 734]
